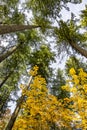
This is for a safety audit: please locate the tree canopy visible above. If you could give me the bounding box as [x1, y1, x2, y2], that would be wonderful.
[0, 0, 87, 130]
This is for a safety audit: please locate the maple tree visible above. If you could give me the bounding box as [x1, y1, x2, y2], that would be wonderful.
[62, 68, 87, 129]
[12, 66, 87, 130]
[12, 66, 72, 130]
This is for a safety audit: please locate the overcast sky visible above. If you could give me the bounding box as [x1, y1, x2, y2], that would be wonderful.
[61, 0, 87, 21]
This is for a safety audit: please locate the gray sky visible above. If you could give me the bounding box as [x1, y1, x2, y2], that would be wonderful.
[61, 0, 87, 21]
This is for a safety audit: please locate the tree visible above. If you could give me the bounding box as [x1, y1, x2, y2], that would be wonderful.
[25, 0, 87, 58]
[0, 1, 87, 64]
[0, 109, 11, 130]
[81, 5, 87, 27]
[12, 67, 72, 130]
[26, 0, 87, 58]
[26, 0, 81, 20]
[0, 72, 12, 88]
[5, 75, 32, 130]
[12, 67, 87, 130]
[62, 68, 87, 129]
[53, 20, 87, 58]
[0, 0, 87, 57]
[0, 40, 31, 113]
[0, 45, 17, 63]
[0, 0, 87, 60]
[29, 45, 55, 82]
[0, 25, 40, 35]
[51, 68, 70, 99]
[0, 26, 43, 113]
[5, 44, 55, 129]
[65, 56, 87, 75]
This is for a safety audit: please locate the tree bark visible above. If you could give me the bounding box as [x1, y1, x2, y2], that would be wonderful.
[0, 46, 18, 63]
[5, 76, 32, 130]
[0, 25, 40, 35]
[0, 73, 11, 88]
[69, 41, 87, 58]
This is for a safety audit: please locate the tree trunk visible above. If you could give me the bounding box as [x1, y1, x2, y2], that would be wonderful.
[0, 25, 40, 35]
[5, 76, 32, 130]
[0, 46, 18, 63]
[0, 73, 11, 88]
[69, 41, 87, 58]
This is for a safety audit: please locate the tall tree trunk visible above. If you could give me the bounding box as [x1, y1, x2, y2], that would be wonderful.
[0, 73, 11, 88]
[0, 25, 40, 35]
[69, 41, 87, 58]
[5, 76, 32, 130]
[0, 46, 18, 63]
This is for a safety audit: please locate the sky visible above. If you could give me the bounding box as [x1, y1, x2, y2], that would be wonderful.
[61, 0, 87, 21]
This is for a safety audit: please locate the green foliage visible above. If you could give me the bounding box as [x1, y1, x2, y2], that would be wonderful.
[29, 45, 55, 82]
[33, 16, 52, 34]
[9, 8, 25, 24]
[51, 68, 70, 99]
[0, 28, 42, 114]
[26, 0, 82, 34]
[0, 0, 21, 24]
[17, 29, 42, 47]
[0, 29, 41, 112]
[65, 56, 87, 75]
[53, 19, 87, 56]
[80, 5, 87, 27]
[26, 0, 82, 19]
[0, 83, 13, 114]
[54, 20, 82, 44]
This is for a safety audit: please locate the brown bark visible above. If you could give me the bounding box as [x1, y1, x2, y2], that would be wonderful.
[0, 46, 17, 63]
[0, 73, 11, 88]
[5, 76, 32, 130]
[0, 25, 40, 35]
[69, 41, 87, 58]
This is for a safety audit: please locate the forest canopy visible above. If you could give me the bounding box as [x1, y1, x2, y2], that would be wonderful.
[0, 0, 87, 130]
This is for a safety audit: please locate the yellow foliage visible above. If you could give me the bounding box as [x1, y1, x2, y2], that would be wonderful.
[69, 68, 76, 75]
[64, 68, 87, 129]
[29, 65, 39, 76]
[13, 67, 87, 130]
